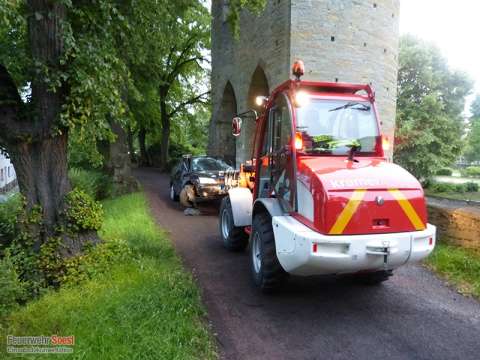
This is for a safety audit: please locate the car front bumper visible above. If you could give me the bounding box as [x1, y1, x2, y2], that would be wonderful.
[195, 184, 227, 200]
[272, 216, 436, 276]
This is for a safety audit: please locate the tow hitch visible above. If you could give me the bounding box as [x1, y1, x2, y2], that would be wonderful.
[366, 241, 392, 269]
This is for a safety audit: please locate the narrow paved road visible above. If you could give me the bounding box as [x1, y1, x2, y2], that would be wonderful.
[136, 168, 480, 360]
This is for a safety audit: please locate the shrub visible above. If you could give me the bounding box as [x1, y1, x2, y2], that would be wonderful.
[69, 167, 112, 200]
[65, 189, 104, 232]
[429, 182, 456, 193]
[0, 255, 25, 318]
[454, 184, 466, 193]
[465, 182, 479, 192]
[0, 194, 23, 253]
[61, 238, 132, 286]
[436, 168, 453, 176]
[462, 166, 480, 178]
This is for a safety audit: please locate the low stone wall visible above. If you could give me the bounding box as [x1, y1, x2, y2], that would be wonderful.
[427, 198, 480, 251]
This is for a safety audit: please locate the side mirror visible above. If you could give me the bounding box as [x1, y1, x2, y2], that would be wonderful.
[232, 117, 242, 137]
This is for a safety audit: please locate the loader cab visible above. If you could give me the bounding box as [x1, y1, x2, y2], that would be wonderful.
[255, 92, 296, 213]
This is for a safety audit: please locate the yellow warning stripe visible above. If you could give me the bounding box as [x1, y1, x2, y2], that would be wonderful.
[388, 189, 425, 230]
[329, 189, 367, 234]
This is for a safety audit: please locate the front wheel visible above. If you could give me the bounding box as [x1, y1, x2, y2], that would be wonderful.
[219, 197, 248, 251]
[250, 213, 287, 292]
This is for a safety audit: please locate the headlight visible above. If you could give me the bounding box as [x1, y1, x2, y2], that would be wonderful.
[198, 177, 217, 185]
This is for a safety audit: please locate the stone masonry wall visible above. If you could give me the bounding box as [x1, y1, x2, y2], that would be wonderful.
[428, 201, 480, 252]
[290, 0, 400, 154]
[209, 0, 400, 165]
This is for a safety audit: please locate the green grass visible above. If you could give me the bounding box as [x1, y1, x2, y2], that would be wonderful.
[425, 189, 480, 202]
[425, 243, 480, 298]
[2, 193, 217, 359]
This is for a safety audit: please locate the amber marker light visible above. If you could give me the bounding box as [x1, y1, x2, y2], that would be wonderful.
[295, 131, 303, 150]
[382, 135, 390, 152]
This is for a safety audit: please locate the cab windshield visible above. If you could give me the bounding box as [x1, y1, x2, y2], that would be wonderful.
[295, 98, 380, 156]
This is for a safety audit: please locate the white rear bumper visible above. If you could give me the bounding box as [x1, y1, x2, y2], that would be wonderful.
[272, 216, 436, 276]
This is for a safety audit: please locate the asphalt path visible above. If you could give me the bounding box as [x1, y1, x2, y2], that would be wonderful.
[136, 168, 480, 360]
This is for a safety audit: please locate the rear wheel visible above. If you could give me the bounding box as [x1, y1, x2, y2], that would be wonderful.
[170, 184, 179, 201]
[355, 270, 393, 285]
[250, 212, 287, 292]
[219, 197, 248, 251]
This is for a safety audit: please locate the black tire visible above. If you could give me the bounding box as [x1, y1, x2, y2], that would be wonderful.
[355, 270, 393, 285]
[250, 212, 287, 292]
[170, 184, 179, 202]
[219, 196, 248, 251]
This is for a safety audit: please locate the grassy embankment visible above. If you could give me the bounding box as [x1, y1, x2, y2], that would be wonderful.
[425, 243, 480, 299]
[3, 193, 216, 359]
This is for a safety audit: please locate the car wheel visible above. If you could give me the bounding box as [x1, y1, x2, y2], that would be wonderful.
[250, 212, 287, 292]
[219, 196, 248, 251]
[180, 184, 196, 208]
[170, 184, 179, 201]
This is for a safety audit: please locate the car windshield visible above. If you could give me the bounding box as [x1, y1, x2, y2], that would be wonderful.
[295, 99, 379, 155]
[192, 157, 232, 171]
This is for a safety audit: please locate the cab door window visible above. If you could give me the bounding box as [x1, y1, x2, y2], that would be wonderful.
[256, 115, 273, 198]
[271, 94, 295, 211]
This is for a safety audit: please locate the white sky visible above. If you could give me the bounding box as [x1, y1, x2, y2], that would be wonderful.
[400, 0, 480, 113]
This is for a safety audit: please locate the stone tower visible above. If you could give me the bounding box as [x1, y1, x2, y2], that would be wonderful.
[208, 0, 400, 166]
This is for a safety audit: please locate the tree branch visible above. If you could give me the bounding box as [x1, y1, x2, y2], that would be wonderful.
[168, 91, 210, 118]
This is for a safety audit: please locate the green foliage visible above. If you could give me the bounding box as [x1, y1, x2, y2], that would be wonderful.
[0, 194, 23, 251]
[428, 181, 479, 194]
[65, 189, 104, 232]
[464, 117, 480, 163]
[394, 35, 473, 181]
[465, 182, 479, 192]
[226, 0, 267, 37]
[0, 254, 25, 319]
[436, 168, 453, 176]
[462, 166, 480, 178]
[68, 167, 113, 200]
[464, 95, 480, 163]
[61, 239, 131, 287]
[426, 243, 480, 298]
[3, 192, 216, 359]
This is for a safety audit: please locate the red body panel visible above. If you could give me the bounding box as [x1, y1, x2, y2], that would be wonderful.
[297, 156, 427, 235]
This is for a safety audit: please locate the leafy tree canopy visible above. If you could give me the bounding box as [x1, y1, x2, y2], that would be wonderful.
[464, 95, 480, 163]
[394, 35, 473, 181]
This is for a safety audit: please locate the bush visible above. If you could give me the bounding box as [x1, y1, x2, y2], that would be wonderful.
[436, 168, 453, 176]
[465, 182, 479, 192]
[0, 255, 25, 318]
[61, 238, 132, 286]
[65, 189, 104, 232]
[454, 184, 466, 193]
[464, 166, 480, 178]
[429, 182, 457, 193]
[69, 167, 112, 200]
[0, 194, 23, 253]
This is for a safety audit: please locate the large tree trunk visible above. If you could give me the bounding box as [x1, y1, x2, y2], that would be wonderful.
[0, 1, 96, 255]
[106, 121, 139, 196]
[160, 94, 170, 170]
[126, 125, 136, 164]
[138, 126, 150, 166]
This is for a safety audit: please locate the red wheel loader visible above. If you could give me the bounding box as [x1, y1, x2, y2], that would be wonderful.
[220, 61, 435, 291]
